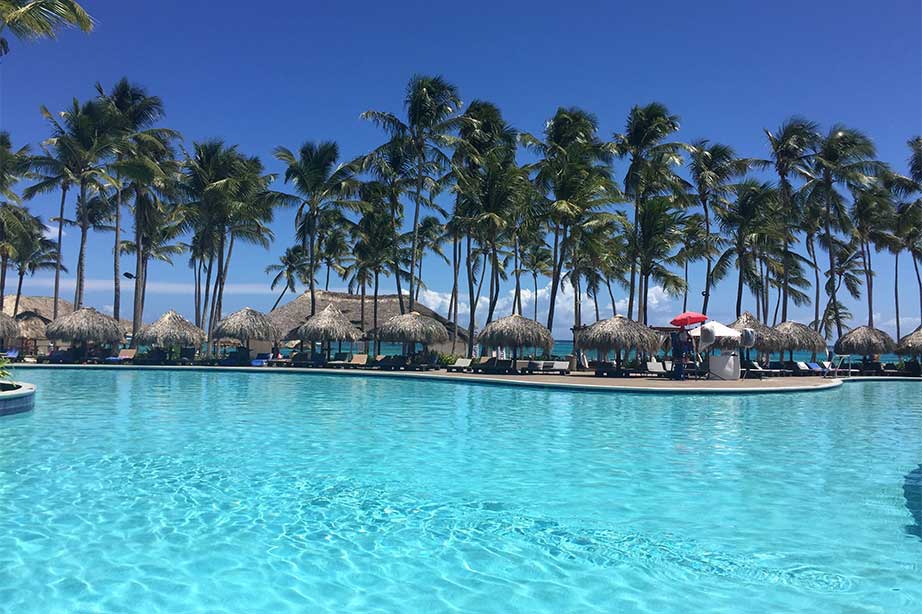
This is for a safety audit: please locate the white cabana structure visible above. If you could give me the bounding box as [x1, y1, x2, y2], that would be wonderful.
[689, 321, 742, 380]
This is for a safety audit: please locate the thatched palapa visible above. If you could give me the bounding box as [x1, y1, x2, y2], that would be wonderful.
[834, 325, 896, 356]
[722, 311, 783, 351]
[0, 312, 20, 339]
[477, 314, 553, 353]
[896, 326, 922, 356]
[268, 290, 469, 352]
[578, 315, 660, 354]
[213, 307, 280, 344]
[46, 308, 124, 344]
[293, 304, 361, 342]
[773, 321, 827, 354]
[135, 310, 206, 347]
[375, 311, 449, 345]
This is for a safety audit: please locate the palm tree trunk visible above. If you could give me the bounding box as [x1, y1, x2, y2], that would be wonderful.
[408, 150, 425, 312]
[308, 209, 317, 316]
[683, 259, 689, 312]
[627, 191, 641, 320]
[373, 270, 380, 355]
[736, 256, 745, 318]
[271, 286, 288, 311]
[606, 278, 617, 317]
[73, 180, 90, 309]
[865, 240, 874, 328]
[513, 235, 522, 315]
[533, 273, 540, 321]
[113, 175, 122, 321]
[201, 256, 214, 331]
[0, 254, 7, 311]
[131, 188, 145, 346]
[360, 279, 366, 332]
[894, 251, 901, 340]
[701, 197, 712, 314]
[807, 235, 821, 330]
[546, 224, 568, 332]
[53, 185, 68, 320]
[465, 235, 477, 357]
[13, 269, 24, 316]
[325, 264, 331, 291]
[779, 175, 793, 322]
[486, 246, 499, 324]
[913, 254, 922, 322]
[823, 174, 842, 338]
[450, 233, 459, 352]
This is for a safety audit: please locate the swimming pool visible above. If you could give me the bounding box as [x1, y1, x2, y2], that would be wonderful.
[1, 368, 920, 612]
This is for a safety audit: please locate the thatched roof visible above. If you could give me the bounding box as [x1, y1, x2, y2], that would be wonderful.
[292, 304, 361, 342]
[0, 312, 19, 339]
[269, 290, 469, 344]
[723, 311, 783, 351]
[578, 315, 661, 353]
[834, 325, 896, 356]
[46, 308, 124, 344]
[773, 321, 827, 353]
[135, 310, 206, 347]
[213, 307, 280, 343]
[375, 311, 449, 344]
[2, 295, 133, 337]
[477, 314, 553, 352]
[896, 326, 922, 356]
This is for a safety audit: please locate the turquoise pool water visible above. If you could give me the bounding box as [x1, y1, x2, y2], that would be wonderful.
[1, 369, 920, 612]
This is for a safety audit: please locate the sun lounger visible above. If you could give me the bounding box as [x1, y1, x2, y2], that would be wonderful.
[446, 357, 472, 373]
[478, 359, 516, 375]
[250, 352, 271, 367]
[343, 354, 368, 369]
[472, 357, 496, 373]
[745, 362, 782, 377]
[291, 351, 322, 367]
[218, 348, 251, 366]
[645, 361, 670, 377]
[326, 352, 351, 367]
[3, 349, 20, 362]
[104, 348, 136, 364]
[376, 355, 409, 371]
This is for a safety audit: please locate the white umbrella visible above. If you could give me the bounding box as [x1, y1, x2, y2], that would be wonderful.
[689, 321, 741, 351]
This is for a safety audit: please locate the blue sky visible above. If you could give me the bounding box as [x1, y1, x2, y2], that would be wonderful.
[6, 0, 921, 337]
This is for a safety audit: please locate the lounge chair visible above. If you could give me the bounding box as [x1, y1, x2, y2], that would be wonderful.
[326, 352, 351, 368]
[104, 348, 137, 364]
[291, 351, 320, 368]
[48, 348, 77, 364]
[446, 357, 472, 373]
[2, 349, 20, 362]
[472, 357, 496, 373]
[376, 355, 409, 371]
[250, 352, 271, 367]
[644, 361, 671, 377]
[267, 356, 291, 367]
[343, 354, 368, 369]
[792, 361, 820, 376]
[179, 347, 197, 365]
[478, 358, 516, 375]
[218, 348, 251, 367]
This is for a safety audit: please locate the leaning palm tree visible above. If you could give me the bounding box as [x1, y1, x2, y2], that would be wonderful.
[274, 141, 360, 316]
[686, 140, 750, 314]
[612, 102, 685, 320]
[0, 0, 93, 56]
[362, 74, 463, 312]
[266, 245, 308, 310]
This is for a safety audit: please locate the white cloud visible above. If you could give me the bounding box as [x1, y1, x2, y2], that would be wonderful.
[42, 227, 64, 240]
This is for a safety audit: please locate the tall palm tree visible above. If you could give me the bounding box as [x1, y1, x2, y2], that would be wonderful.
[519, 233, 552, 322]
[522, 107, 615, 332]
[612, 102, 685, 319]
[686, 140, 749, 314]
[266, 245, 308, 310]
[274, 141, 359, 316]
[802, 125, 882, 338]
[765, 117, 818, 321]
[120, 204, 185, 322]
[362, 74, 463, 311]
[28, 98, 115, 312]
[850, 183, 895, 328]
[675, 212, 708, 312]
[713, 180, 780, 317]
[95, 78, 170, 322]
[0, 0, 93, 56]
[0, 131, 32, 310]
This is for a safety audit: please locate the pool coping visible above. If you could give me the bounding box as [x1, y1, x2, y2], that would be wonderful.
[0, 381, 36, 416]
[10, 363, 847, 395]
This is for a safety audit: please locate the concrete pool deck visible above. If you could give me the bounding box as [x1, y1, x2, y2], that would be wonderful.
[11, 363, 850, 394]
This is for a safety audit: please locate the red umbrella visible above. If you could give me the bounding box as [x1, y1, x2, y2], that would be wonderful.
[670, 311, 708, 327]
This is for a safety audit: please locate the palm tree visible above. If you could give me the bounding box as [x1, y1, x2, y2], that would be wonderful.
[891, 200, 921, 339]
[28, 98, 116, 312]
[686, 140, 749, 314]
[0, 0, 93, 56]
[850, 183, 895, 328]
[274, 141, 359, 316]
[362, 74, 463, 312]
[675, 213, 708, 312]
[802, 125, 882, 338]
[522, 107, 615, 332]
[266, 245, 308, 310]
[612, 102, 685, 320]
[9, 214, 60, 315]
[95, 78, 170, 322]
[713, 180, 780, 317]
[120, 204, 185, 321]
[633, 199, 686, 323]
[0, 131, 32, 310]
[519, 233, 552, 322]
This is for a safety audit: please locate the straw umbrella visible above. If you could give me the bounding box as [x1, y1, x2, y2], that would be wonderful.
[46, 308, 124, 359]
[477, 314, 553, 360]
[292, 304, 361, 358]
[374, 311, 448, 353]
[578, 315, 660, 367]
[773, 321, 827, 361]
[212, 307, 281, 350]
[0, 312, 20, 347]
[135, 310, 206, 348]
[896, 326, 922, 357]
[834, 325, 896, 357]
[723, 311, 783, 354]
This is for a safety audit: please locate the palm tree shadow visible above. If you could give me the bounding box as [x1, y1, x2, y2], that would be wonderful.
[905, 464, 922, 540]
